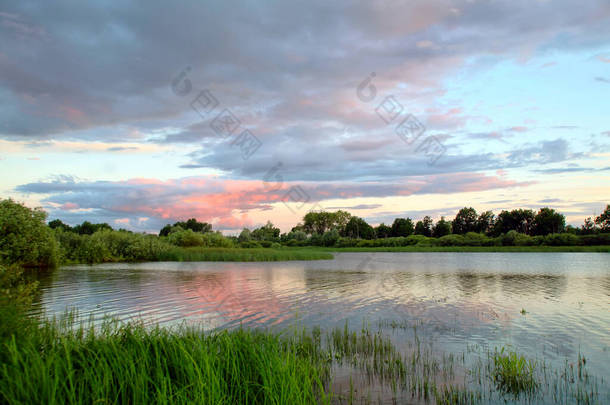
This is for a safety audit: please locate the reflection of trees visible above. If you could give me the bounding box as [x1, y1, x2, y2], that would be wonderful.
[303, 268, 372, 294]
[455, 272, 497, 296]
[498, 274, 567, 298]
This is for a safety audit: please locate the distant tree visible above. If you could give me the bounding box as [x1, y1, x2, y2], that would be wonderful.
[342, 217, 375, 239]
[581, 217, 597, 235]
[492, 209, 535, 236]
[452, 207, 478, 234]
[433, 217, 452, 237]
[415, 216, 433, 237]
[159, 218, 212, 236]
[238, 228, 252, 242]
[594, 205, 610, 231]
[531, 207, 566, 235]
[73, 221, 113, 235]
[302, 211, 351, 235]
[476, 211, 495, 234]
[48, 219, 72, 231]
[375, 223, 392, 238]
[159, 224, 173, 237]
[251, 221, 280, 242]
[390, 218, 414, 237]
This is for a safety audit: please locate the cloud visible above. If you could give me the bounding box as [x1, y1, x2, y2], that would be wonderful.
[15, 172, 531, 232]
[595, 77, 610, 83]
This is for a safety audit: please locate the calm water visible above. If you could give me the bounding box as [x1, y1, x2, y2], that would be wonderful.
[33, 252, 609, 402]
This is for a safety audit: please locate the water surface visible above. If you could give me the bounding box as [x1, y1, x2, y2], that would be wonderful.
[33, 252, 609, 402]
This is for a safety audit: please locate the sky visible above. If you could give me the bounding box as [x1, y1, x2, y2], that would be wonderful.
[1, 0, 609, 234]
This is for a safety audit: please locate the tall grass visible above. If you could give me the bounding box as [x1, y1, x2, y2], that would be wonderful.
[158, 247, 333, 262]
[0, 315, 603, 404]
[0, 317, 331, 405]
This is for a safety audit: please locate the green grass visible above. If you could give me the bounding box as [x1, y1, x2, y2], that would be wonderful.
[0, 317, 331, 405]
[492, 347, 538, 396]
[0, 315, 603, 405]
[157, 247, 334, 262]
[300, 245, 610, 253]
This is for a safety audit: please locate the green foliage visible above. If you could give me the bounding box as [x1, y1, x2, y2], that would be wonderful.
[493, 209, 535, 236]
[390, 217, 414, 237]
[452, 207, 478, 234]
[0, 319, 331, 405]
[492, 347, 537, 396]
[342, 216, 375, 239]
[531, 207, 566, 235]
[433, 217, 452, 237]
[543, 233, 581, 246]
[415, 216, 433, 237]
[594, 204, 610, 231]
[302, 210, 351, 235]
[159, 218, 212, 236]
[0, 199, 59, 268]
[374, 223, 392, 238]
[160, 247, 332, 261]
[251, 221, 280, 242]
[321, 229, 340, 246]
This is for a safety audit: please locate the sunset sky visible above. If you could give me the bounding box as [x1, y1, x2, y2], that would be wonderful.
[1, 0, 609, 233]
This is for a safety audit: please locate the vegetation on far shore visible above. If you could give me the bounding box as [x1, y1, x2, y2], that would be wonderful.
[2, 199, 607, 266]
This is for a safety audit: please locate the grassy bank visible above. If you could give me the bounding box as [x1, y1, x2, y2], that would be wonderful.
[0, 316, 602, 405]
[158, 247, 334, 262]
[305, 245, 610, 253]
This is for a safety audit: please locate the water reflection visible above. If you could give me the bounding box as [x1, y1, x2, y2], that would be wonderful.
[32, 252, 610, 385]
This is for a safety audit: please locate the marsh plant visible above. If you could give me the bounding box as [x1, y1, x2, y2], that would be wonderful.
[492, 347, 538, 396]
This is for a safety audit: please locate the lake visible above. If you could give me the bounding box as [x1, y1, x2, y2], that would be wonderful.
[33, 252, 609, 403]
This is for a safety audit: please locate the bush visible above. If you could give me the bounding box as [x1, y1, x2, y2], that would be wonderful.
[240, 241, 262, 248]
[335, 237, 358, 248]
[438, 234, 466, 246]
[167, 229, 205, 247]
[543, 233, 581, 246]
[0, 199, 59, 267]
[321, 229, 340, 247]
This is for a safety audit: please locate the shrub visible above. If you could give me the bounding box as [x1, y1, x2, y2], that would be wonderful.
[167, 229, 205, 247]
[0, 199, 59, 267]
[321, 229, 340, 247]
[240, 240, 262, 248]
[437, 234, 465, 246]
[543, 233, 581, 246]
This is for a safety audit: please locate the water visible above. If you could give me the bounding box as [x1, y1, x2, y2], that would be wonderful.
[33, 252, 609, 402]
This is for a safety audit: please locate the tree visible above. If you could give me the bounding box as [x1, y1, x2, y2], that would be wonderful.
[594, 205, 610, 231]
[375, 223, 392, 238]
[238, 228, 252, 242]
[492, 209, 535, 235]
[415, 216, 433, 237]
[433, 217, 452, 237]
[581, 217, 597, 235]
[159, 218, 212, 236]
[531, 207, 566, 235]
[73, 221, 113, 235]
[476, 211, 495, 234]
[452, 207, 478, 234]
[390, 218, 414, 237]
[342, 217, 375, 239]
[302, 211, 351, 235]
[0, 199, 59, 267]
[251, 221, 280, 241]
[48, 219, 72, 231]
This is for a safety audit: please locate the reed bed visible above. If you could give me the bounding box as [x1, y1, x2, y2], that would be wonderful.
[0, 316, 604, 404]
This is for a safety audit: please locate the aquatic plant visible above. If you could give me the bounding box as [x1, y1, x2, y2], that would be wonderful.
[492, 347, 538, 396]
